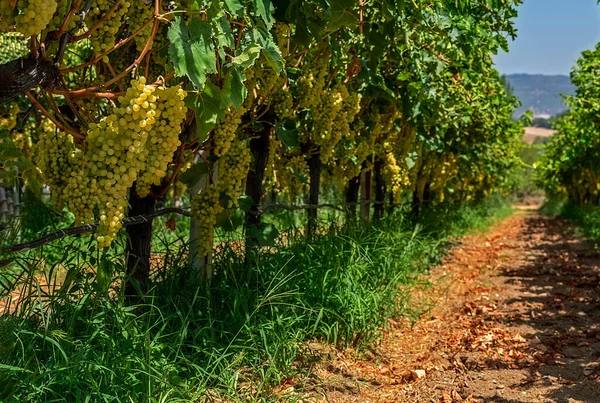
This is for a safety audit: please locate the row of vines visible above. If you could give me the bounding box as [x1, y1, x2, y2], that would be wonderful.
[537, 42, 600, 204]
[0, 0, 523, 294]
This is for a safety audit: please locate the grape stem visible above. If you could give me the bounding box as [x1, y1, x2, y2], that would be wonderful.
[59, 15, 154, 74]
[56, 0, 83, 37]
[25, 92, 83, 139]
[54, 0, 95, 66]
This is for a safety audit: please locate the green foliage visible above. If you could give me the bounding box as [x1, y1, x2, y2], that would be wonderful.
[537, 43, 600, 205]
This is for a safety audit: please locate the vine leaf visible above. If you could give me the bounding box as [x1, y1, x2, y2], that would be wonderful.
[168, 16, 216, 88]
[249, 223, 279, 247]
[326, 0, 359, 32]
[276, 119, 299, 150]
[188, 82, 228, 142]
[178, 162, 210, 188]
[223, 0, 245, 17]
[232, 44, 262, 69]
[253, 0, 275, 29]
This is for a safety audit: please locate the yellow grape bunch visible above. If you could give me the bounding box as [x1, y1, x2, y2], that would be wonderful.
[35, 77, 187, 248]
[277, 154, 309, 199]
[190, 184, 223, 258]
[7, 0, 58, 37]
[217, 137, 251, 208]
[272, 87, 294, 120]
[0, 102, 19, 131]
[47, 0, 79, 32]
[213, 106, 246, 157]
[135, 84, 188, 197]
[0, 33, 28, 63]
[34, 120, 85, 211]
[244, 60, 284, 108]
[87, 0, 131, 56]
[127, 1, 154, 52]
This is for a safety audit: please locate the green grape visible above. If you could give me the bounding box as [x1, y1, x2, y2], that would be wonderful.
[127, 1, 153, 53]
[217, 137, 251, 209]
[191, 184, 223, 258]
[15, 0, 57, 38]
[272, 87, 294, 120]
[0, 32, 27, 62]
[0, 0, 17, 32]
[47, 0, 73, 32]
[274, 22, 289, 57]
[87, 0, 130, 55]
[277, 154, 308, 199]
[35, 76, 188, 248]
[34, 120, 85, 212]
[136, 84, 188, 197]
[0, 102, 19, 131]
[244, 60, 285, 109]
[213, 106, 245, 157]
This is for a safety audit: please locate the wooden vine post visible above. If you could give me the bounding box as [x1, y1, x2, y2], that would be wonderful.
[360, 169, 372, 222]
[124, 187, 156, 303]
[244, 123, 272, 262]
[307, 151, 322, 238]
[373, 158, 386, 220]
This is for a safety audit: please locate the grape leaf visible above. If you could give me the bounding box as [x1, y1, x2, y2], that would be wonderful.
[189, 82, 228, 142]
[168, 16, 217, 88]
[178, 162, 210, 187]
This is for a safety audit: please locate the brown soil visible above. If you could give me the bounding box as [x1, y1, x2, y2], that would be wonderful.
[299, 210, 600, 402]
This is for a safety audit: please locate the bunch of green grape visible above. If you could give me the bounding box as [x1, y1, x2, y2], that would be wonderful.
[126, 1, 154, 52]
[87, 0, 131, 56]
[0, 33, 28, 62]
[136, 84, 188, 197]
[34, 120, 85, 211]
[277, 154, 308, 199]
[213, 106, 245, 157]
[190, 184, 223, 258]
[217, 137, 251, 208]
[14, 0, 57, 38]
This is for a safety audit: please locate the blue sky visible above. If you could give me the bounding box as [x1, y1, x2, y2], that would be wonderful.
[493, 0, 600, 76]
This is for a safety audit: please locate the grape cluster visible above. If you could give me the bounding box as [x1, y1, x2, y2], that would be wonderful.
[0, 0, 16, 32]
[0, 33, 27, 62]
[47, 0, 77, 32]
[34, 120, 84, 211]
[274, 23, 289, 57]
[190, 184, 223, 258]
[85, 77, 187, 247]
[213, 106, 245, 157]
[272, 87, 294, 120]
[36, 77, 187, 248]
[217, 137, 251, 208]
[0, 102, 19, 131]
[87, 0, 130, 56]
[244, 60, 285, 109]
[278, 154, 308, 199]
[14, 0, 57, 38]
[136, 84, 187, 197]
[297, 57, 327, 110]
[127, 1, 154, 52]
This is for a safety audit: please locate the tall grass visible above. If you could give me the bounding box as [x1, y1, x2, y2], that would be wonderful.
[541, 197, 600, 242]
[0, 196, 511, 402]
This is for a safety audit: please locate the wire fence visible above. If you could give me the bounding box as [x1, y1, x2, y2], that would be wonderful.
[0, 200, 388, 254]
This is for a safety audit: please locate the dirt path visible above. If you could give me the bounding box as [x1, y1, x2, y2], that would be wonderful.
[305, 210, 600, 402]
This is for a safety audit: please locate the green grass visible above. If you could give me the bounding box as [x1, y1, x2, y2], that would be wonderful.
[0, 195, 512, 402]
[541, 197, 600, 242]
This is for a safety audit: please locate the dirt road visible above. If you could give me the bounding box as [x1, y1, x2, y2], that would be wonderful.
[308, 211, 600, 402]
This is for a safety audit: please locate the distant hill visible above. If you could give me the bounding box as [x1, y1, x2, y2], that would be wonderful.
[505, 74, 575, 118]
